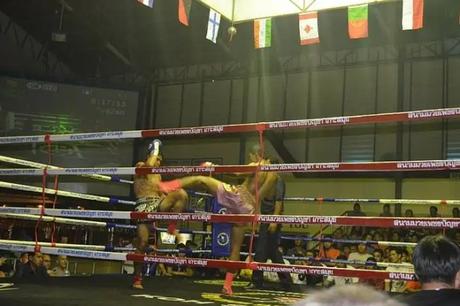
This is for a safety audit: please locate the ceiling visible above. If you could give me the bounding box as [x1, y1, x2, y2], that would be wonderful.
[199, 0, 391, 23]
[0, 0, 459, 82]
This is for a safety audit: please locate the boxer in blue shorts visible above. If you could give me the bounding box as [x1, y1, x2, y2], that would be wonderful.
[132, 139, 188, 289]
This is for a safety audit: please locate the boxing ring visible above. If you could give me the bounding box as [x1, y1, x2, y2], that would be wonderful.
[0, 106, 460, 305]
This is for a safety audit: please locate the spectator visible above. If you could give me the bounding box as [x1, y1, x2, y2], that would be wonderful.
[18, 252, 29, 265]
[343, 245, 352, 259]
[380, 204, 393, 217]
[349, 227, 366, 240]
[332, 228, 345, 250]
[333, 228, 345, 240]
[347, 202, 366, 216]
[51, 255, 70, 277]
[263, 258, 292, 284]
[364, 233, 376, 253]
[277, 245, 285, 256]
[323, 255, 358, 287]
[404, 209, 414, 218]
[373, 249, 384, 264]
[299, 250, 323, 287]
[401, 250, 411, 264]
[42, 254, 52, 275]
[0, 252, 13, 277]
[359, 257, 385, 290]
[185, 240, 198, 253]
[14, 252, 48, 280]
[401, 235, 460, 306]
[391, 231, 401, 242]
[294, 284, 405, 306]
[165, 244, 193, 277]
[348, 243, 372, 267]
[407, 231, 418, 243]
[318, 235, 340, 260]
[372, 232, 385, 252]
[384, 247, 412, 293]
[286, 239, 306, 258]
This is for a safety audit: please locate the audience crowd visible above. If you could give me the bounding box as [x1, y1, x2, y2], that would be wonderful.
[1, 202, 459, 300]
[0, 252, 70, 279]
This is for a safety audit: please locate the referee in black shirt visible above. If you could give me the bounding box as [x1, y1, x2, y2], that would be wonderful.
[250, 172, 293, 291]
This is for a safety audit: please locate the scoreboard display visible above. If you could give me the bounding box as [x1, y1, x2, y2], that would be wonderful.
[0, 76, 139, 197]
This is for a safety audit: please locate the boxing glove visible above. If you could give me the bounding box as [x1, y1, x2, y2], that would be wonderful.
[147, 139, 162, 156]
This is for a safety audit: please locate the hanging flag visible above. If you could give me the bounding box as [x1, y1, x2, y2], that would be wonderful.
[348, 4, 368, 39]
[402, 0, 424, 30]
[254, 18, 272, 49]
[137, 0, 154, 8]
[206, 9, 221, 43]
[299, 12, 319, 45]
[178, 0, 192, 26]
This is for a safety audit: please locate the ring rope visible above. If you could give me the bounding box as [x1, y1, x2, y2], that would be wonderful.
[184, 191, 460, 206]
[246, 234, 417, 248]
[0, 241, 416, 281]
[0, 239, 135, 252]
[0, 181, 136, 205]
[1, 159, 459, 176]
[0, 154, 133, 184]
[0, 238, 413, 270]
[1, 207, 459, 229]
[239, 252, 413, 269]
[0, 212, 136, 229]
[284, 197, 458, 205]
[0, 213, 418, 248]
[1, 107, 460, 144]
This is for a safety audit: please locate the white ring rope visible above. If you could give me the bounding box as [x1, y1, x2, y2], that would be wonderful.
[1, 159, 459, 176]
[0, 242, 127, 261]
[285, 197, 460, 206]
[0, 242, 416, 281]
[0, 181, 136, 205]
[0, 213, 136, 229]
[1, 207, 459, 229]
[0, 213, 107, 227]
[0, 106, 459, 144]
[0, 207, 131, 219]
[0, 155, 133, 184]
[0, 239, 135, 251]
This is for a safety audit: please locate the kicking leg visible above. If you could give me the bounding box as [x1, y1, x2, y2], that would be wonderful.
[159, 176, 221, 194]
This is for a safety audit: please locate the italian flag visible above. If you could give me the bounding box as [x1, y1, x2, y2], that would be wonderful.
[254, 18, 271, 49]
[402, 0, 424, 30]
[348, 4, 368, 39]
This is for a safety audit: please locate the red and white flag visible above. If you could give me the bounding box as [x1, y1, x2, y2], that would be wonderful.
[299, 12, 319, 45]
[402, 0, 424, 30]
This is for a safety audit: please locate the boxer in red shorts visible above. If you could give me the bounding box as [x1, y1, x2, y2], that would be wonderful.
[158, 144, 278, 295]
